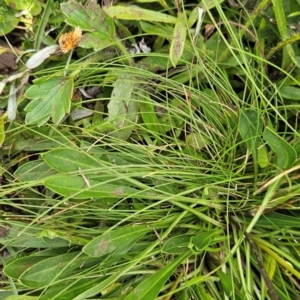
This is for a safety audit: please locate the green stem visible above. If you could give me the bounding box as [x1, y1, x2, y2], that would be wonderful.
[64, 49, 74, 76]
[266, 33, 300, 60]
[246, 180, 280, 233]
[115, 38, 133, 66]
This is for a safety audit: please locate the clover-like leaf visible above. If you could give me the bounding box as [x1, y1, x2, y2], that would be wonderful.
[61, 0, 115, 51]
[0, 5, 19, 36]
[25, 76, 73, 126]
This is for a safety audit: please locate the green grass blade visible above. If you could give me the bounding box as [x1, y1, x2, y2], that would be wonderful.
[124, 251, 191, 300]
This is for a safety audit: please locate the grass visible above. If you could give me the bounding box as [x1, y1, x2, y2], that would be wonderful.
[1, 0, 300, 299]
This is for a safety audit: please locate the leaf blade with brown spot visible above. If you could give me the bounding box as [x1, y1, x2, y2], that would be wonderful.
[83, 225, 150, 257]
[170, 12, 187, 67]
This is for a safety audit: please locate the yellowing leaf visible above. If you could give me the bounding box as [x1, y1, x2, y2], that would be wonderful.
[170, 12, 187, 67]
[104, 5, 176, 23]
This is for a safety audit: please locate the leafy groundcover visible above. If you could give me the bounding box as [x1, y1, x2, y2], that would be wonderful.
[1, 0, 300, 299]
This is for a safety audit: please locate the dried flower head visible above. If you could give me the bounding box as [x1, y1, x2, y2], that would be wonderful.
[58, 27, 82, 54]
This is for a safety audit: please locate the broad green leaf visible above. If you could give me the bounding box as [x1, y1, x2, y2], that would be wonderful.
[202, 0, 226, 9]
[293, 138, 300, 156]
[265, 254, 277, 280]
[258, 144, 269, 168]
[236, 212, 300, 228]
[25, 76, 73, 126]
[239, 109, 263, 154]
[139, 92, 163, 134]
[206, 31, 228, 61]
[73, 271, 127, 299]
[189, 230, 222, 252]
[263, 127, 296, 170]
[157, 98, 187, 133]
[83, 225, 150, 257]
[140, 21, 173, 39]
[4, 0, 41, 15]
[168, 64, 204, 84]
[197, 285, 215, 300]
[0, 221, 69, 248]
[124, 251, 191, 300]
[44, 174, 140, 199]
[19, 253, 78, 287]
[103, 5, 176, 23]
[4, 296, 39, 300]
[80, 141, 133, 165]
[202, 186, 220, 200]
[19, 252, 101, 288]
[61, 0, 114, 35]
[15, 160, 57, 181]
[4, 256, 50, 280]
[8, 134, 74, 151]
[222, 54, 250, 69]
[79, 32, 114, 51]
[0, 6, 19, 36]
[38, 229, 89, 246]
[61, 0, 115, 51]
[106, 75, 139, 140]
[264, 254, 277, 280]
[239, 109, 262, 184]
[217, 271, 234, 297]
[136, 54, 170, 72]
[39, 278, 101, 300]
[162, 235, 193, 254]
[288, 11, 300, 17]
[188, 5, 201, 28]
[261, 254, 277, 300]
[25, 76, 62, 97]
[30, 247, 72, 257]
[170, 12, 187, 67]
[186, 133, 209, 150]
[278, 86, 300, 100]
[271, 0, 298, 68]
[42, 148, 103, 173]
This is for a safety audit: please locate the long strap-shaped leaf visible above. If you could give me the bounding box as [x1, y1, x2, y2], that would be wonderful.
[124, 251, 191, 300]
[247, 127, 297, 233]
